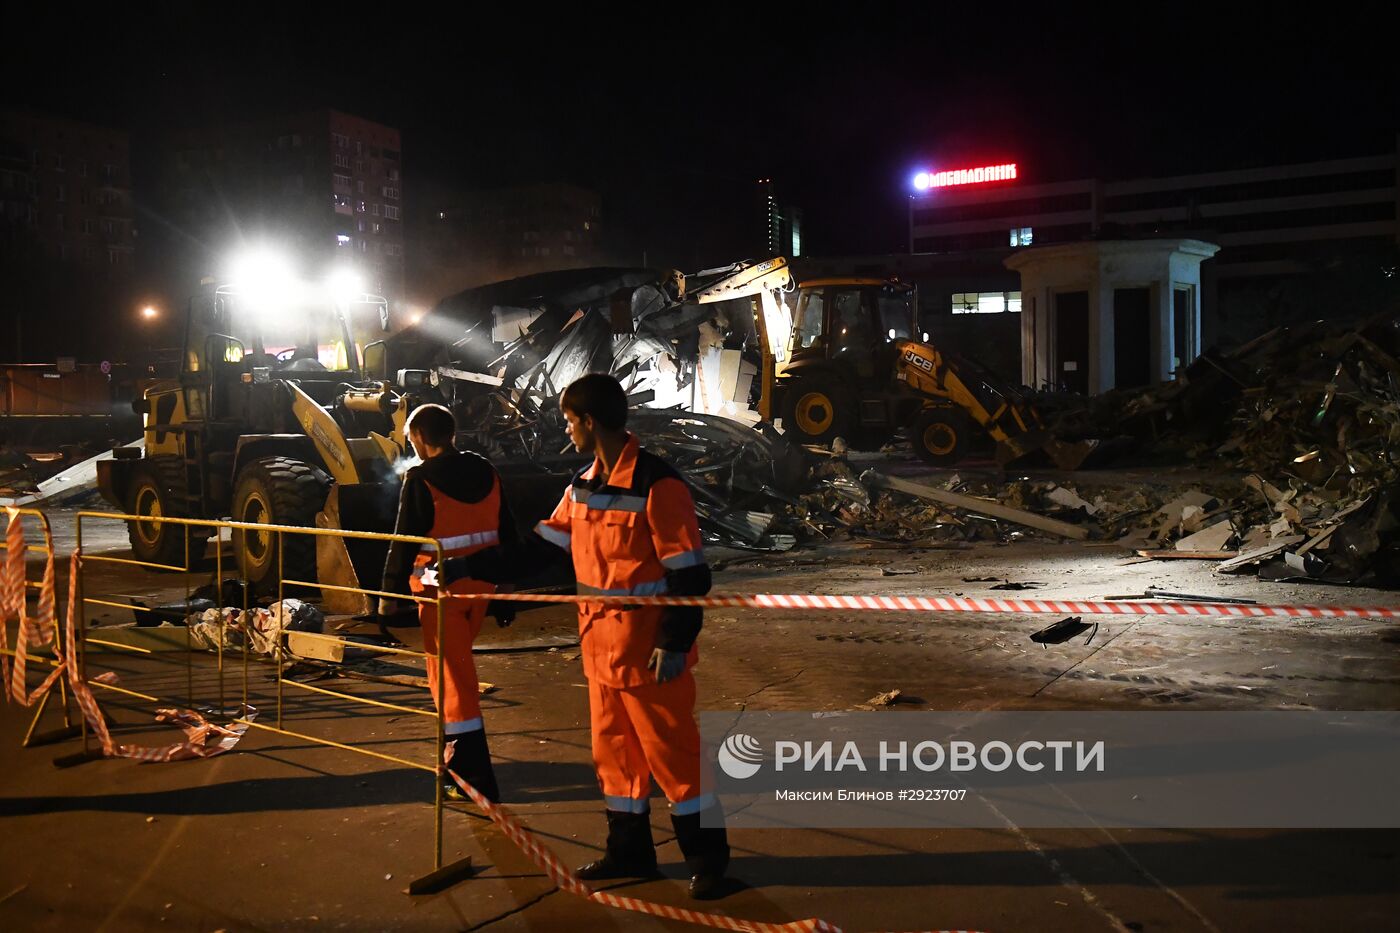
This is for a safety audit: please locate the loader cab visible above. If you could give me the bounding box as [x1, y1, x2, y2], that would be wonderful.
[784, 278, 916, 384]
[187, 286, 369, 381]
[180, 283, 388, 419]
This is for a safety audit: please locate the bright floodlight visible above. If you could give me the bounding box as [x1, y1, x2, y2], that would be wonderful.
[229, 250, 296, 314]
[327, 268, 363, 305]
[141, 305, 158, 320]
[913, 172, 931, 191]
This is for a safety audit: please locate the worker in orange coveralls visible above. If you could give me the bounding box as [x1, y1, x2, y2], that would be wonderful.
[534, 373, 731, 900]
[380, 403, 515, 803]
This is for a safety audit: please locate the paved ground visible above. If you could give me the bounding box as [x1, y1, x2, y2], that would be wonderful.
[3, 477, 1399, 931]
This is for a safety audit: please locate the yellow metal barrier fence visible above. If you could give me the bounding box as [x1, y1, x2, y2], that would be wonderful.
[71, 509, 470, 891]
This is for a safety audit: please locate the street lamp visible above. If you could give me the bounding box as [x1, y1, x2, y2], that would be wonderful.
[141, 305, 158, 320]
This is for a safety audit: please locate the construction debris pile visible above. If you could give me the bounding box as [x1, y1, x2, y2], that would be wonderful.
[0, 445, 86, 502]
[0, 446, 44, 499]
[395, 266, 775, 454]
[1045, 311, 1400, 587]
[385, 266, 810, 549]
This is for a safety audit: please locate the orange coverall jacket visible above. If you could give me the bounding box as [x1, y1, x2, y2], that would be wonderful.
[535, 434, 709, 689]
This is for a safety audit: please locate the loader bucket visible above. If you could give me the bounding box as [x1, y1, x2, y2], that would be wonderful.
[315, 482, 401, 614]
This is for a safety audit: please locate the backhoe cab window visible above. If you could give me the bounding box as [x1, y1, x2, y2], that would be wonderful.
[831, 290, 875, 352]
[878, 289, 914, 340]
[795, 289, 825, 348]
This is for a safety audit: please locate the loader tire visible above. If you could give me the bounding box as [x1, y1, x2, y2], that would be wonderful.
[781, 377, 853, 446]
[911, 408, 969, 466]
[127, 457, 197, 569]
[231, 457, 331, 595]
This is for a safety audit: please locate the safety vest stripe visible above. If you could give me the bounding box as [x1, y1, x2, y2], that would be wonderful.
[421, 530, 499, 555]
[669, 792, 717, 816]
[578, 578, 668, 597]
[535, 523, 571, 551]
[660, 548, 706, 570]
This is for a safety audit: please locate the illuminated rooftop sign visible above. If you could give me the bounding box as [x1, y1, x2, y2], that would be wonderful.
[913, 163, 1018, 191]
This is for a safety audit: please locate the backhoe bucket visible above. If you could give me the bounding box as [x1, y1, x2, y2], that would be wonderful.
[1044, 438, 1099, 472]
[995, 432, 1098, 471]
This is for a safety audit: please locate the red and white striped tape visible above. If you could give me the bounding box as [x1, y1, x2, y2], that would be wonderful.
[443, 758, 977, 933]
[3, 508, 63, 706]
[448, 590, 1400, 620]
[3, 510, 255, 762]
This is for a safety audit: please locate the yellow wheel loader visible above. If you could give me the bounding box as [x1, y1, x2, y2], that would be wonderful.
[97, 272, 423, 603]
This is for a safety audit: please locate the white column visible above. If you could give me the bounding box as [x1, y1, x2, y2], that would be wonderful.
[1093, 278, 1116, 393]
[1152, 279, 1173, 382]
[1020, 290, 1037, 386]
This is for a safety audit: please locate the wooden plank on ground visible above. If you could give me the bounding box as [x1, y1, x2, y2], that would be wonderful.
[861, 470, 1089, 540]
[1216, 535, 1305, 574]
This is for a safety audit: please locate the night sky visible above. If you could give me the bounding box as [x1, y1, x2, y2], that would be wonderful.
[7, 8, 1399, 269]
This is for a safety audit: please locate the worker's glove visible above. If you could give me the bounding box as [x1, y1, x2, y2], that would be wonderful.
[648, 648, 686, 684]
[486, 600, 515, 628]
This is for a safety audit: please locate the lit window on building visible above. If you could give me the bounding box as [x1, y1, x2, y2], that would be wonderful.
[1009, 227, 1033, 247]
[952, 291, 1022, 314]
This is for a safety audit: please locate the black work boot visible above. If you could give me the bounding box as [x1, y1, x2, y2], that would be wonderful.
[443, 730, 501, 804]
[671, 805, 731, 900]
[576, 810, 660, 880]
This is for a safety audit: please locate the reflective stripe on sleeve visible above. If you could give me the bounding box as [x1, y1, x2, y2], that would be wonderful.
[660, 548, 706, 570]
[535, 522, 571, 551]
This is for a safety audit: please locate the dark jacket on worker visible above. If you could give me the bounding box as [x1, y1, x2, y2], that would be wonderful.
[380, 449, 519, 596]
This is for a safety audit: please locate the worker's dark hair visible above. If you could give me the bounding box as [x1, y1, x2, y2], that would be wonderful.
[406, 403, 456, 448]
[561, 373, 628, 431]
